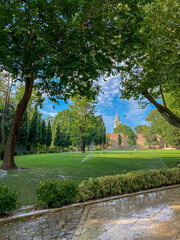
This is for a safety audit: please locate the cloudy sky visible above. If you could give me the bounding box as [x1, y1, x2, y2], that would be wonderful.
[41, 75, 155, 133]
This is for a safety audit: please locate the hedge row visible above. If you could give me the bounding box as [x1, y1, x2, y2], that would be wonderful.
[1, 167, 180, 214]
[78, 168, 180, 201]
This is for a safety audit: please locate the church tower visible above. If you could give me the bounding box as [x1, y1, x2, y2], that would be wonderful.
[114, 111, 121, 129]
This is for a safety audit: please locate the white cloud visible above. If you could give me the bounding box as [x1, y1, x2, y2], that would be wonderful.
[97, 74, 121, 107]
[102, 115, 114, 133]
[125, 99, 150, 126]
[41, 110, 57, 117]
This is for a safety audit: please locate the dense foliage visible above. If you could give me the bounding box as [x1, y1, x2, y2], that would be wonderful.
[1, 0, 142, 169]
[118, 134, 122, 146]
[36, 167, 180, 206]
[135, 91, 180, 148]
[118, 0, 180, 128]
[114, 124, 137, 146]
[0, 185, 19, 214]
[69, 96, 106, 152]
[146, 110, 180, 147]
[36, 180, 77, 208]
[78, 168, 180, 201]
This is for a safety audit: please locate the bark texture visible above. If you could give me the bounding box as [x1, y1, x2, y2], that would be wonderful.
[81, 135, 85, 153]
[80, 114, 86, 153]
[1, 77, 34, 170]
[1, 75, 13, 160]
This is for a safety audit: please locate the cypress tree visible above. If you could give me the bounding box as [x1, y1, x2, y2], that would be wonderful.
[28, 106, 38, 152]
[46, 120, 52, 151]
[17, 109, 28, 155]
[118, 134, 121, 146]
[36, 114, 42, 150]
[54, 123, 61, 152]
[40, 119, 46, 152]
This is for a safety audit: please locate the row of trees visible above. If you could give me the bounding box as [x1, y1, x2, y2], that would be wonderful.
[0, 105, 53, 155]
[1, 94, 106, 155]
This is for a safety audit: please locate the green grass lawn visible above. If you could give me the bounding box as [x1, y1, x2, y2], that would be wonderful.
[1, 149, 180, 206]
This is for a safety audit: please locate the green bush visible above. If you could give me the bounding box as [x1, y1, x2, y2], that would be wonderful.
[36, 180, 77, 208]
[0, 186, 19, 214]
[48, 150, 56, 153]
[78, 168, 180, 201]
[93, 147, 101, 151]
[23, 151, 30, 155]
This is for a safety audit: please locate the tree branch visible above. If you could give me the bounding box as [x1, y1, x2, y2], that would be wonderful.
[142, 89, 180, 128]
[159, 84, 166, 108]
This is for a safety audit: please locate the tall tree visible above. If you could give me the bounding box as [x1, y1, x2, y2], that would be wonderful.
[69, 96, 96, 153]
[40, 119, 47, 152]
[46, 120, 52, 152]
[114, 123, 137, 146]
[0, 0, 144, 170]
[54, 123, 61, 152]
[146, 109, 180, 147]
[52, 109, 72, 148]
[134, 125, 149, 136]
[118, 0, 180, 128]
[118, 134, 121, 146]
[36, 114, 42, 152]
[88, 116, 106, 147]
[17, 109, 28, 155]
[144, 128, 159, 148]
[106, 134, 111, 147]
[0, 73, 13, 159]
[28, 106, 43, 153]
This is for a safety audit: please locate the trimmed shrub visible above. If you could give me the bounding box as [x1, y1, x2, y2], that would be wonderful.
[36, 180, 77, 208]
[48, 150, 56, 153]
[0, 186, 19, 214]
[23, 151, 30, 155]
[78, 168, 180, 201]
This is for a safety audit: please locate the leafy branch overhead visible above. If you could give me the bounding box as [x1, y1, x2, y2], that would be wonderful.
[117, 0, 180, 128]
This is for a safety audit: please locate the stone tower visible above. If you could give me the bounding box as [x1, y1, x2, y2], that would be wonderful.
[114, 111, 121, 129]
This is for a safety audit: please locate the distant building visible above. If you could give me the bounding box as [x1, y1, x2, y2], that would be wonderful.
[108, 112, 166, 149]
[114, 111, 121, 129]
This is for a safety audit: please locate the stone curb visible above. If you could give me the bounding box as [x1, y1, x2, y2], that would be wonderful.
[0, 184, 180, 224]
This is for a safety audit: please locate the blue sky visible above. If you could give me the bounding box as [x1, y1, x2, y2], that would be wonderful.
[41, 75, 156, 133]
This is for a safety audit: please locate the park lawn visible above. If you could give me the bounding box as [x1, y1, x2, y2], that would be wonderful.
[1, 149, 180, 206]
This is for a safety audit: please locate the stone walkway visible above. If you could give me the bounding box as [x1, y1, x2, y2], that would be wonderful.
[0, 186, 180, 240]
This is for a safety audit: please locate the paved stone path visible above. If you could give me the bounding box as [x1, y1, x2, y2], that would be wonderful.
[0, 187, 180, 240]
[0, 207, 84, 240]
[73, 187, 180, 240]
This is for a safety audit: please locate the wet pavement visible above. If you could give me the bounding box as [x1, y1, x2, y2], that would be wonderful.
[0, 207, 84, 240]
[0, 186, 180, 240]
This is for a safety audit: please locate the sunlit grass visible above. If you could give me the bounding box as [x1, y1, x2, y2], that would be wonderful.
[0, 149, 179, 206]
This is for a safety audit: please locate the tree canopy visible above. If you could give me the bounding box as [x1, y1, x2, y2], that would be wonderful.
[0, 0, 144, 170]
[114, 124, 137, 146]
[118, 0, 180, 128]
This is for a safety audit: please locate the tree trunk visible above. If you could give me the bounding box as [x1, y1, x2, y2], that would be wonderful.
[1, 75, 13, 160]
[81, 135, 85, 153]
[20, 144, 22, 155]
[1, 113, 6, 160]
[1, 76, 34, 171]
